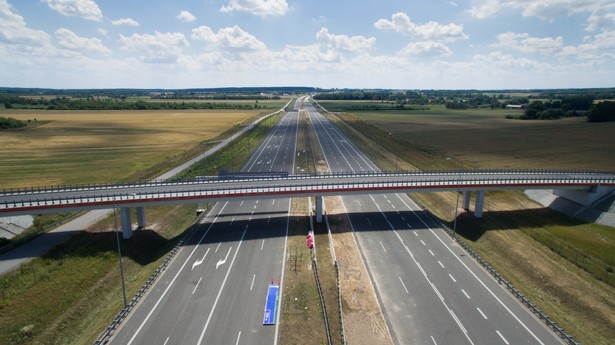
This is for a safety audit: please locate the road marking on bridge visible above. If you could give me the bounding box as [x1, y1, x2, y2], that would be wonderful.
[477, 307, 488, 320]
[193, 277, 203, 294]
[380, 241, 387, 253]
[250, 274, 256, 291]
[449, 274, 457, 283]
[398, 277, 409, 294]
[461, 289, 470, 299]
[496, 330, 510, 344]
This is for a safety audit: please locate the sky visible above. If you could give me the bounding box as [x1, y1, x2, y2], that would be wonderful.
[1, 0, 615, 90]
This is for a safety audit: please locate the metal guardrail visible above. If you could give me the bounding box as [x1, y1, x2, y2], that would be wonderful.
[3, 172, 615, 211]
[1, 169, 609, 196]
[417, 203, 581, 345]
[93, 205, 212, 345]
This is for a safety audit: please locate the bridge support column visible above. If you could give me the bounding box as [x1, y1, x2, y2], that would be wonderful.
[474, 191, 485, 219]
[462, 191, 471, 210]
[315, 196, 323, 223]
[120, 207, 133, 239]
[137, 207, 146, 229]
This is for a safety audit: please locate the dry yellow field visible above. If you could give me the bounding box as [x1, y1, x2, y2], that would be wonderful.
[0, 110, 256, 188]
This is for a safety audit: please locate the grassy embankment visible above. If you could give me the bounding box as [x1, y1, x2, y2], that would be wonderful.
[0, 106, 286, 345]
[316, 101, 615, 345]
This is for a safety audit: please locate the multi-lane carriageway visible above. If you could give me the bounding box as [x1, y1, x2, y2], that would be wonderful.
[2, 98, 613, 344]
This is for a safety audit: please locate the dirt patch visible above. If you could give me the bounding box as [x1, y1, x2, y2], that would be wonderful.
[325, 196, 393, 345]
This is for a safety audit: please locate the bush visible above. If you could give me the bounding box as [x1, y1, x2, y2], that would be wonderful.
[587, 101, 615, 122]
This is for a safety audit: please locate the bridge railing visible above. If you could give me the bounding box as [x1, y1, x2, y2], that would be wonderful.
[2, 174, 615, 211]
[0, 169, 611, 197]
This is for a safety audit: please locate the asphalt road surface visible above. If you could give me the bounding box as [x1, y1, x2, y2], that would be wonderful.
[306, 100, 564, 345]
[109, 103, 299, 345]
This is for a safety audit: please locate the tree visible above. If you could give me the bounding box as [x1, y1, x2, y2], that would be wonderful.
[587, 101, 615, 122]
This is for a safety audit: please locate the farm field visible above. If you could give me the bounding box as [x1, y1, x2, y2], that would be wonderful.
[319, 102, 615, 171]
[0, 109, 258, 189]
[319, 103, 615, 344]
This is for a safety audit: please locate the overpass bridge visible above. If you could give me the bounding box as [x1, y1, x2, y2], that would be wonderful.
[2, 169, 614, 238]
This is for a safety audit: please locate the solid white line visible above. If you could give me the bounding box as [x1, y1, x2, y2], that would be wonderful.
[380, 241, 387, 253]
[126, 202, 229, 345]
[250, 274, 256, 291]
[496, 330, 510, 344]
[461, 289, 470, 299]
[449, 274, 457, 283]
[429, 249, 435, 256]
[261, 239, 265, 250]
[197, 228, 247, 345]
[438, 260, 445, 268]
[398, 276, 409, 294]
[235, 331, 241, 345]
[477, 307, 488, 320]
[396, 194, 547, 345]
[431, 335, 438, 345]
[192, 276, 203, 294]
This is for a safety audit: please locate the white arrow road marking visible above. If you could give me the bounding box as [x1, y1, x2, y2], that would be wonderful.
[216, 247, 232, 270]
[192, 248, 211, 270]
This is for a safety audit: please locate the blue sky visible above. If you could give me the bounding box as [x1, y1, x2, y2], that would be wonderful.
[1, 0, 614, 89]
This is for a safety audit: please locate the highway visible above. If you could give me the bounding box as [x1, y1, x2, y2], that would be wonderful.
[306, 100, 565, 344]
[109, 102, 299, 344]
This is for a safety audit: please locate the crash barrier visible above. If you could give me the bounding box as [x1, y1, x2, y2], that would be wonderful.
[418, 202, 581, 345]
[312, 248, 333, 345]
[93, 205, 212, 345]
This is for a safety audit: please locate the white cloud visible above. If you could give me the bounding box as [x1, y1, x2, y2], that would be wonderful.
[1, 0, 51, 44]
[469, 0, 614, 21]
[42, 0, 102, 21]
[374, 12, 468, 42]
[111, 18, 139, 27]
[119, 31, 189, 63]
[316, 28, 376, 53]
[399, 41, 452, 57]
[55, 28, 111, 55]
[191, 25, 266, 51]
[177, 10, 196, 22]
[220, 0, 288, 17]
[495, 32, 564, 54]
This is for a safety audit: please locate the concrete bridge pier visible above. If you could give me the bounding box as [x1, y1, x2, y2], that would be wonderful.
[137, 207, 146, 229]
[462, 191, 471, 210]
[120, 207, 133, 239]
[315, 196, 323, 223]
[474, 191, 485, 218]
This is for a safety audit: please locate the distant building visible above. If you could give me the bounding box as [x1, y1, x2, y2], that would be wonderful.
[506, 104, 524, 109]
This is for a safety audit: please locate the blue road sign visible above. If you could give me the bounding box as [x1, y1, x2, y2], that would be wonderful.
[263, 284, 280, 325]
